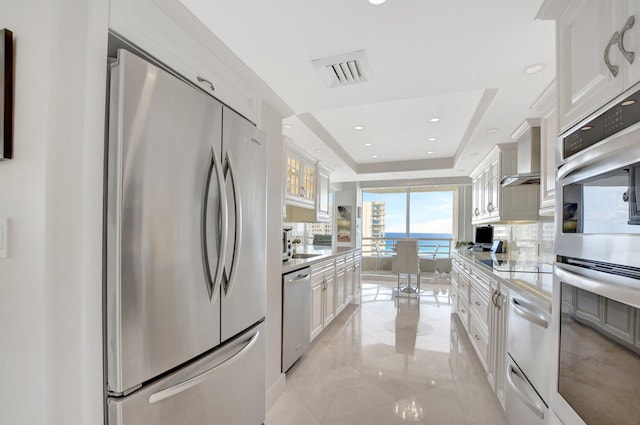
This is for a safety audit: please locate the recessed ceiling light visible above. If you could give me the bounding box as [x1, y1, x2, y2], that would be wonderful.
[429, 117, 440, 123]
[427, 137, 437, 142]
[524, 63, 545, 74]
[371, 154, 379, 158]
[364, 143, 373, 147]
[581, 126, 593, 131]
[353, 125, 364, 131]
[487, 128, 499, 133]
[282, 123, 293, 129]
[426, 151, 435, 155]
[368, 0, 387, 4]
[622, 99, 636, 106]
[314, 149, 323, 153]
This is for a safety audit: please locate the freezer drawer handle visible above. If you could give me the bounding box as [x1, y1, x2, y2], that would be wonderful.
[148, 330, 260, 404]
[511, 298, 548, 329]
[507, 363, 545, 420]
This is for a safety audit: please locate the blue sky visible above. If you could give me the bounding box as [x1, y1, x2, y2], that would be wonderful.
[363, 190, 454, 234]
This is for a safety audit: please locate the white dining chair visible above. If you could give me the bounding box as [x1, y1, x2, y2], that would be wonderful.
[394, 239, 421, 296]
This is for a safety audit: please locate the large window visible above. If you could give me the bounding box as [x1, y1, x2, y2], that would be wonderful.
[362, 187, 456, 259]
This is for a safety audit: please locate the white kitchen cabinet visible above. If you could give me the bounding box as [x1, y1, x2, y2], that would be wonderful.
[284, 147, 333, 222]
[531, 81, 558, 216]
[335, 255, 346, 315]
[109, 0, 272, 123]
[540, 1, 640, 131]
[285, 149, 315, 208]
[344, 254, 355, 304]
[470, 144, 539, 225]
[309, 259, 335, 341]
[488, 281, 509, 409]
[310, 280, 324, 341]
[352, 253, 361, 302]
[468, 265, 491, 371]
[452, 253, 510, 410]
[316, 165, 331, 222]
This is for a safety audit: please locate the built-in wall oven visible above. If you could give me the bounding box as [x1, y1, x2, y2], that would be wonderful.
[554, 83, 640, 425]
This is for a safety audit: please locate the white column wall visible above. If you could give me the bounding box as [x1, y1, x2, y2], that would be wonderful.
[258, 100, 287, 407]
[0, 1, 109, 424]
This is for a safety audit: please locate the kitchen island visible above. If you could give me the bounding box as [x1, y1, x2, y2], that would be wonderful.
[451, 249, 553, 411]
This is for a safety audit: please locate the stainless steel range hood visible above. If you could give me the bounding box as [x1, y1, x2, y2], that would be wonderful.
[501, 120, 541, 187]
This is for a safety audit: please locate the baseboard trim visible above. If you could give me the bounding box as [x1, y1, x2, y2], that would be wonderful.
[265, 372, 286, 411]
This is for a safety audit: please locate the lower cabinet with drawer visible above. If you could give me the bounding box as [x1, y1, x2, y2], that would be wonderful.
[307, 250, 362, 342]
[452, 253, 511, 410]
[310, 259, 335, 341]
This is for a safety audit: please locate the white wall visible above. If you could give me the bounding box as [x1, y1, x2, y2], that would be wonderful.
[334, 183, 361, 249]
[0, 0, 108, 424]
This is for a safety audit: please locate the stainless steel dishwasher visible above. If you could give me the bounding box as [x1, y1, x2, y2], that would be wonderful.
[282, 267, 311, 372]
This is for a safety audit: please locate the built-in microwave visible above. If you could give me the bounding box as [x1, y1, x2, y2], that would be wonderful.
[282, 226, 292, 261]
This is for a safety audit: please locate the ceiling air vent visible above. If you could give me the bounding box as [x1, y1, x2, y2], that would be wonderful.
[311, 50, 372, 87]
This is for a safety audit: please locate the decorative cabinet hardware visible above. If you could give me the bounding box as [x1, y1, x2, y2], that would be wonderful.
[474, 208, 480, 216]
[605, 31, 621, 77]
[619, 16, 636, 65]
[486, 202, 494, 213]
[605, 15, 636, 77]
[196, 76, 215, 92]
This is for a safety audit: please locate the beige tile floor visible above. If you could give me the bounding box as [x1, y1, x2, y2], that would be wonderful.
[266, 277, 508, 425]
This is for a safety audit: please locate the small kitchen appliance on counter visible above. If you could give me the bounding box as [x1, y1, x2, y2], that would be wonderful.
[282, 226, 293, 261]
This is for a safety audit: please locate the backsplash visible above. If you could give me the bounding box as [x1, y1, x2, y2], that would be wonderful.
[492, 218, 555, 262]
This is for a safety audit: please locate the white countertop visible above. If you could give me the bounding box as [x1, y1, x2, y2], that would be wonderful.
[282, 246, 361, 274]
[453, 249, 553, 303]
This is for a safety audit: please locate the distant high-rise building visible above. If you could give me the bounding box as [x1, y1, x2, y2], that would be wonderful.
[362, 201, 386, 241]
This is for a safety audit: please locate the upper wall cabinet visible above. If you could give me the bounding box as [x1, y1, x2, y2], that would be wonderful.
[470, 145, 539, 225]
[285, 149, 315, 209]
[531, 81, 558, 216]
[284, 146, 331, 223]
[541, 1, 640, 131]
[109, 0, 291, 124]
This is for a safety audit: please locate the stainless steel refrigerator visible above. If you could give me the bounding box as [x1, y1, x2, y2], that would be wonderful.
[104, 48, 266, 425]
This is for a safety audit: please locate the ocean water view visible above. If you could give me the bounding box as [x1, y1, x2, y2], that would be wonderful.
[380, 232, 453, 257]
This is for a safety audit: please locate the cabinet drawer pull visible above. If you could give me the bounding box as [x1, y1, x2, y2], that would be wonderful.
[475, 301, 481, 306]
[474, 334, 481, 341]
[619, 15, 636, 65]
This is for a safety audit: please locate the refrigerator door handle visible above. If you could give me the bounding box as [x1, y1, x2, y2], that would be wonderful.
[148, 330, 260, 404]
[223, 151, 242, 298]
[202, 146, 228, 304]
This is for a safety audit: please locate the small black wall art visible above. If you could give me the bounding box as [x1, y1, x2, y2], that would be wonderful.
[1, 29, 13, 160]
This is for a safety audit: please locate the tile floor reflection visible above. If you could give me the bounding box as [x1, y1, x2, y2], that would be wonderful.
[266, 278, 508, 425]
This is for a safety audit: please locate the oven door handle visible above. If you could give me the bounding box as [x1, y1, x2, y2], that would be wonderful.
[555, 263, 640, 309]
[511, 298, 548, 329]
[507, 362, 545, 419]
